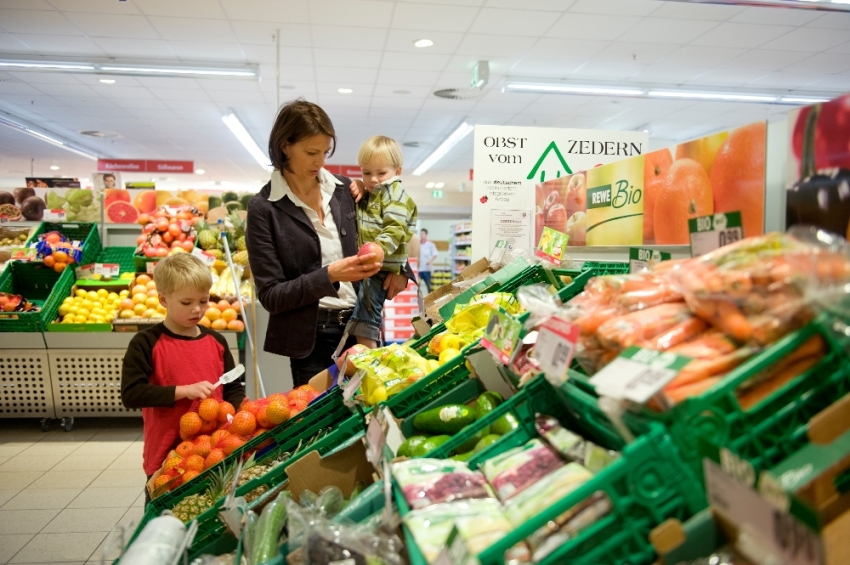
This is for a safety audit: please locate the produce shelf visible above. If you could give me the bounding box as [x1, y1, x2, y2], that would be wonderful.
[95, 246, 136, 274]
[47, 349, 140, 418]
[26, 221, 102, 266]
[0, 261, 75, 332]
[0, 350, 54, 419]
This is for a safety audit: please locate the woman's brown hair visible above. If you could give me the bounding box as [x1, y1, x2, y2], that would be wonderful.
[268, 99, 336, 171]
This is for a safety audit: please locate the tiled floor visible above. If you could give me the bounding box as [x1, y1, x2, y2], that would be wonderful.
[0, 418, 146, 564]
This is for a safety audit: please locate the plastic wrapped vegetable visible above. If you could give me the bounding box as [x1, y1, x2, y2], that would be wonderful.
[480, 439, 564, 501]
[527, 491, 613, 562]
[535, 415, 619, 473]
[249, 491, 290, 565]
[118, 515, 185, 565]
[501, 462, 593, 528]
[392, 459, 495, 510]
[446, 292, 524, 335]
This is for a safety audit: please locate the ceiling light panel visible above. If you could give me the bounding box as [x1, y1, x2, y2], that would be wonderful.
[663, 0, 850, 11]
[0, 58, 259, 79]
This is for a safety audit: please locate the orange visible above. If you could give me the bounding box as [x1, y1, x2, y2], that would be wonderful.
[211, 318, 227, 330]
[227, 320, 244, 332]
[205, 307, 222, 321]
[135, 274, 151, 285]
[654, 159, 714, 245]
[198, 317, 211, 328]
[217, 300, 231, 310]
[643, 148, 673, 242]
[709, 122, 766, 238]
[145, 281, 157, 290]
[229, 411, 256, 437]
[43, 255, 56, 268]
[145, 296, 160, 308]
[132, 292, 147, 304]
[53, 250, 69, 263]
[132, 285, 147, 296]
[175, 439, 195, 459]
[54, 262, 67, 273]
[221, 308, 238, 322]
[133, 303, 147, 315]
[198, 398, 220, 422]
[675, 131, 728, 176]
[217, 401, 235, 423]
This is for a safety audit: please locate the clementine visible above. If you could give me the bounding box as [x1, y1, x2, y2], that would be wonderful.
[643, 148, 673, 242]
[654, 159, 714, 245]
[709, 122, 766, 238]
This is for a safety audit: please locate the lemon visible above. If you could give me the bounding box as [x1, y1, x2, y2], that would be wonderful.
[81, 300, 94, 310]
[77, 308, 90, 319]
[368, 385, 388, 405]
[439, 348, 460, 365]
[67, 306, 79, 315]
[119, 290, 130, 298]
[73, 315, 87, 323]
[107, 291, 119, 300]
[75, 289, 87, 298]
[62, 314, 75, 323]
[86, 291, 98, 301]
[442, 334, 461, 351]
[63, 296, 74, 305]
[58, 305, 70, 316]
[427, 359, 440, 372]
[91, 308, 106, 317]
[96, 289, 108, 298]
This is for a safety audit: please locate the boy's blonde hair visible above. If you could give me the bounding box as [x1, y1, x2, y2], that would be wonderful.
[153, 253, 212, 295]
[358, 135, 403, 168]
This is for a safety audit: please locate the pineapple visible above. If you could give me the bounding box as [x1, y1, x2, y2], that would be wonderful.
[238, 457, 272, 504]
[232, 250, 249, 267]
[226, 211, 248, 254]
[236, 235, 247, 252]
[170, 465, 231, 523]
[196, 219, 220, 251]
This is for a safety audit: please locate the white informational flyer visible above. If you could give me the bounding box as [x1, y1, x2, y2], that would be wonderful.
[489, 209, 532, 254]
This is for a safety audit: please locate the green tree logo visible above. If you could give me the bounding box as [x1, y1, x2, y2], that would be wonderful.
[527, 141, 572, 182]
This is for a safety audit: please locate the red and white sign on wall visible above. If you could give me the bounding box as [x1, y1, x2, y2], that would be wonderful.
[325, 164, 362, 177]
[97, 159, 194, 173]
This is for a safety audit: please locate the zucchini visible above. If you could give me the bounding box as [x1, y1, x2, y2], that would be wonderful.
[250, 491, 290, 565]
[413, 404, 476, 435]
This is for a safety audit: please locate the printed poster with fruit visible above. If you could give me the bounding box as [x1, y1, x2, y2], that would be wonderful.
[786, 93, 850, 238]
[0, 186, 100, 222]
[472, 125, 648, 257]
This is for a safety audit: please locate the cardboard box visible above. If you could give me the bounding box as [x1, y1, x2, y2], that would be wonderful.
[285, 439, 374, 504]
[423, 257, 495, 324]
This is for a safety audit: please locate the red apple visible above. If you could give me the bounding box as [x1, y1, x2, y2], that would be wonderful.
[336, 344, 370, 376]
[358, 242, 384, 264]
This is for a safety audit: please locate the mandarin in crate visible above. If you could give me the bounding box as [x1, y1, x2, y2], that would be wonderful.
[175, 440, 195, 459]
[266, 399, 290, 425]
[135, 274, 152, 285]
[181, 470, 200, 484]
[256, 406, 273, 429]
[211, 429, 229, 448]
[183, 454, 205, 473]
[253, 428, 269, 439]
[198, 417, 217, 434]
[217, 401, 235, 423]
[153, 474, 173, 490]
[240, 399, 258, 415]
[198, 398, 220, 422]
[204, 448, 225, 469]
[179, 412, 202, 438]
[221, 434, 246, 455]
[163, 453, 183, 472]
[230, 411, 256, 436]
[193, 435, 212, 458]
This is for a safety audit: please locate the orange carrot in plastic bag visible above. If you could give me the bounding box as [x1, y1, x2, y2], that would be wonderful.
[596, 302, 691, 349]
[663, 377, 723, 406]
[637, 316, 708, 351]
[737, 355, 821, 411]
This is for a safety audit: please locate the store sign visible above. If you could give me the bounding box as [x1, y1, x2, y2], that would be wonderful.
[97, 159, 194, 173]
[590, 346, 691, 404]
[689, 211, 743, 257]
[629, 248, 671, 273]
[325, 164, 362, 177]
[472, 125, 647, 258]
[431, 190, 444, 198]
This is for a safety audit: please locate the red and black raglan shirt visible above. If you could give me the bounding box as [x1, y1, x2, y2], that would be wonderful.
[121, 323, 246, 475]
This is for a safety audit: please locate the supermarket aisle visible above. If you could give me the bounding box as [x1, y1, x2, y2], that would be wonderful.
[0, 418, 146, 564]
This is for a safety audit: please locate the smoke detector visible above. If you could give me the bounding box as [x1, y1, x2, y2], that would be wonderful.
[433, 88, 484, 100]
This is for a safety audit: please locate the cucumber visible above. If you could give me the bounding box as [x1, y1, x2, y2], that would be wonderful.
[397, 435, 430, 458]
[475, 391, 503, 420]
[412, 435, 451, 457]
[491, 411, 520, 436]
[453, 425, 489, 454]
[317, 485, 345, 517]
[413, 404, 476, 435]
[474, 434, 502, 453]
[450, 450, 475, 462]
[249, 491, 290, 565]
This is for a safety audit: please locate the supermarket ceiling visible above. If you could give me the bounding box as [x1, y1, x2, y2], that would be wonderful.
[1, 0, 850, 207]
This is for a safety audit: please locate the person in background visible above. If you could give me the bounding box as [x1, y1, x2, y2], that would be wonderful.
[418, 228, 438, 294]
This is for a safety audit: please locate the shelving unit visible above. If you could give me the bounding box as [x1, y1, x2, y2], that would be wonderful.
[449, 220, 472, 277]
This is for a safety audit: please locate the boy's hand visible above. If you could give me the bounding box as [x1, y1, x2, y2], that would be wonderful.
[349, 179, 366, 203]
[384, 272, 409, 300]
[175, 381, 216, 401]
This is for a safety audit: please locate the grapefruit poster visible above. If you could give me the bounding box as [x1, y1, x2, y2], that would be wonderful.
[786, 93, 850, 238]
[102, 189, 220, 223]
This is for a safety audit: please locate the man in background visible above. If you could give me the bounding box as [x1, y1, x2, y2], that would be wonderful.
[418, 228, 438, 294]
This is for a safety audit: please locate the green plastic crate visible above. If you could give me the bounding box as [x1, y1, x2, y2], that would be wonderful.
[399, 377, 487, 439]
[96, 247, 136, 274]
[631, 315, 850, 483]
[581, 260, 629, 276]
[27, 221, 102, 266]
[396, 376, 706, 565]
[0, 261, 75, 331]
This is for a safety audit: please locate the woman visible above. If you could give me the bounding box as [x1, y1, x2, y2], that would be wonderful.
[246, 100, 411, 386]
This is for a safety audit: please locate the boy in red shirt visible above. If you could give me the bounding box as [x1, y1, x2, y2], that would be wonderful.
[121, 253, 245, 506]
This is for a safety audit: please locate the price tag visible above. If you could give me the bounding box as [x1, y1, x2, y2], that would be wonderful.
[145, 261, 158, 274]
[535, 227, 569, 266]
[590, 346, 692, 404]
[381, 459, 399, 531]
[191, 246, 216, 267]
[535, 317, 579, 386]
[704, 459, 821, 565]
[629, 248, 671, 274]
[94, 263, 120, 277]
[365, 411, 387, 468]
[342, 370, 364, 406]
[43, 209, 67, 221]
[489, 240, 508, 264]
[479, 306, 523, 366]
[0, 215, 8, 225]
[689, 211, 743, 257]
[75, 263, 95, 278]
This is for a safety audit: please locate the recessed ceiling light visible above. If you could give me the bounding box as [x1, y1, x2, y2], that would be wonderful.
[435, 182, 444, 189]
[414, 39, 434, 48]
[338, 88, 353, 94]
[99, 79, 115, 84]
[426, 182, 435, 189]
[196, 169, 205, 175]
[50, 165, 59, 170]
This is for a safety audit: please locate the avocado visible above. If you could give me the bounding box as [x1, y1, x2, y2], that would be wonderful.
[221, 191, 239, 203]
[411, 435, 451, 457]
[450, 450, 475, 462]
[475, 391, 502, 420]
[474, 434, 502, 453]
[491, 412, 520, 436]
[413, 404, 476, 435]
[397, 435, 429, 458]
[453, 426, 490, 455]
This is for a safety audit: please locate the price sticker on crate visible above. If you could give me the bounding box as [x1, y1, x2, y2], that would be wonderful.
[43, 209, 67, 221]
[535, 316, 579, 386]
[94, 263, 120, 278]
[191, 246, 217, 267]
[480, 306, 523, 366]
[0, 215, 8, 225]
[75, 263, 95, 278]
[689, 211, 743, 257]
[628, 248, 671, 274]
[590, 346, 692, 404]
